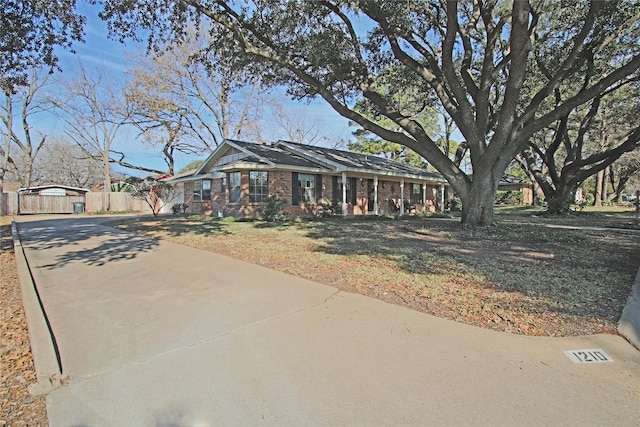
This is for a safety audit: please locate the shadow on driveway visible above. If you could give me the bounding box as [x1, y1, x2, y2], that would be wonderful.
[16, 216, 160, 269]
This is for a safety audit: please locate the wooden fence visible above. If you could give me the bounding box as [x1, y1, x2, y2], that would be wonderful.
[18, 194, 86, 214]
[0, 192, 153, 215]
[85, 192, 152, 214]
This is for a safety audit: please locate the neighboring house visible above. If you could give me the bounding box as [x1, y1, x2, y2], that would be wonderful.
[17, 184, 90, 196]
[170, 139, 448, 217]
[497, 175, 535, 205]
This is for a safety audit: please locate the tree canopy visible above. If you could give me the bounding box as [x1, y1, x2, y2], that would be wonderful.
[1, 0, 85, 90]
[100, 0, 640, 225]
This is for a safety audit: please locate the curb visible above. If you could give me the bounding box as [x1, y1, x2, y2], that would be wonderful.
[11, 221, 63, 395]
[618, 266, 640, 350]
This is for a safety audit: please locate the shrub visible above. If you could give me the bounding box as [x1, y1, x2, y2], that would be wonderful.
[171, 203, 189, 214]
[316, 199, 340, 218]
[495, 190, 524, 205]
[584, 192, 595, 206]
[446, 196, 462, 212]
[257, 196, 287, 222]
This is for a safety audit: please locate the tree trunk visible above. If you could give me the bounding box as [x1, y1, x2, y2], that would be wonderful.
[594, 169, 603, 206]
[602, 166, 610, 202]
[460, 171, 499, 226]
[546, 182, 578, 214]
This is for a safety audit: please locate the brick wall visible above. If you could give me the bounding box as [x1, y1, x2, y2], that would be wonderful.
[184, 172, 440, 217]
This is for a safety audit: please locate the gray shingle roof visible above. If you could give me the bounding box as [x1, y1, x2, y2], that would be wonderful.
[229, 140, 330, 169]
[278, 141, 443, 180]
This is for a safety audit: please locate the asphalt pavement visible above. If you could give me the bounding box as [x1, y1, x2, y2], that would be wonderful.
[13, 215, 640, 426]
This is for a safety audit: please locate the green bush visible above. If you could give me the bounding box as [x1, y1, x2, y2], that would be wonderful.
[258, 196, 288, 222]
[584, 193, 595, 206]
[495, 190, 524, 205]
[446, 196, 462, 212]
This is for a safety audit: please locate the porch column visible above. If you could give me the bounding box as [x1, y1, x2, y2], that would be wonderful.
[374, 176, 379, 215]
[423, 182, 427, 212]
[341, 171, 347, 217]
[439, 184, 445, 212]
[400, 179, 405, 215]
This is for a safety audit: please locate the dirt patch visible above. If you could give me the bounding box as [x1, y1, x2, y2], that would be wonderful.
[0, 220, 48, 426]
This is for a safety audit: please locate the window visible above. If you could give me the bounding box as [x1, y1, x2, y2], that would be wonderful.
[410, 183, 422, 205]
[202, 180, 211, 200]
[249, 171, 269, 203]
[229, 172, 241, 203]
[193, 179, 211, 202]
[293, 173, 321, 204]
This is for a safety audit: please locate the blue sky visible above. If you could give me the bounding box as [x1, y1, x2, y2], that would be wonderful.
[51, 3, 354, 175]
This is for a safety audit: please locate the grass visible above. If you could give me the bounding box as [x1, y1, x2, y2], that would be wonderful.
[109, 210, 640, 337]
[495, 204, 639, 228]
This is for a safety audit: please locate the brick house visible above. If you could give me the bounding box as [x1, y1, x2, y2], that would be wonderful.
[170, 139, 447, 217]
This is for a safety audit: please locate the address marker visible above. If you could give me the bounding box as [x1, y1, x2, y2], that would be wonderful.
[564, 349, 613, 363]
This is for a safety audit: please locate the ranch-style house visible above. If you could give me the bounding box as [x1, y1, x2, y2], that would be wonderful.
[170, 139, 449, 217]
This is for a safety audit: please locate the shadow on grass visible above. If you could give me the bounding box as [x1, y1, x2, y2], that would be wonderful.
[303, 217, 640, 321]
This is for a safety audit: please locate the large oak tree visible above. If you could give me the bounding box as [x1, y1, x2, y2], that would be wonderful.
[100, 0, 640, 226]
[1, 0, 85, 90]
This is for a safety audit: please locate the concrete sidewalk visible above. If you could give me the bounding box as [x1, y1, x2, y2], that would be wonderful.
[14, 215, 640, 426]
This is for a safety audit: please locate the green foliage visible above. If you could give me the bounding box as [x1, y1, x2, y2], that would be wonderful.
[584, 193, 595, 206]
[1, 1, 85, 90]
[257, 196, 287, 222]
[100, 0, 640, 226]
[111, 182, 132, 192]
[495, 190, 524, 205]
[446, 196, 462, 212]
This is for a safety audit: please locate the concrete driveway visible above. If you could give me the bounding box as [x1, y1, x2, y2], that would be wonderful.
[14, 215, 640, 426]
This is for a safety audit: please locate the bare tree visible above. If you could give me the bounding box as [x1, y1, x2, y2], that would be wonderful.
[125, 176, 179, 216]
[49, 61, 133, 191]
[267, 102, 326, 146]
[33, 138, 104, 188]
[125, 30, 270, 172]
[0, 69, 53, 188]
